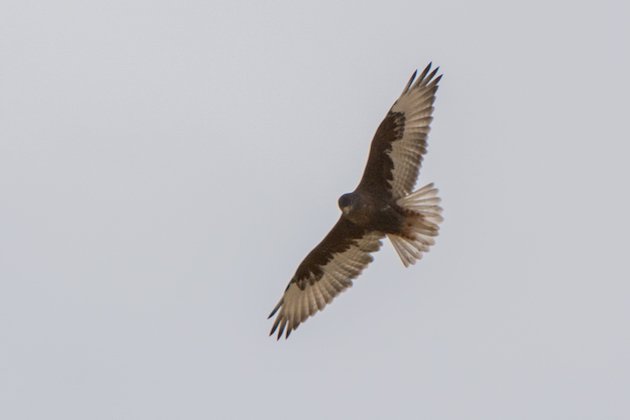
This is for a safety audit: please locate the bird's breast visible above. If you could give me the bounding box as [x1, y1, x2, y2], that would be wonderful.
[345, 195, 402, 232]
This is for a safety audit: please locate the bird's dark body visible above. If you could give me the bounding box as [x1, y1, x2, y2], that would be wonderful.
[291, 191, 404, 290]
[339, 191, 404, 233]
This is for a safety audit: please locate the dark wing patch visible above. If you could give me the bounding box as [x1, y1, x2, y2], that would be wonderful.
[268, 217, 383, 339]
[357, 63, 442, 199]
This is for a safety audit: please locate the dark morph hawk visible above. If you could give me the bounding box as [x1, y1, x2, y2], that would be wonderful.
[269, 63, 444, 339]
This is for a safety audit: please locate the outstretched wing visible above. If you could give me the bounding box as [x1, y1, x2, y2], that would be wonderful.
[268, 218, 383, 339]
[357, 63, 442, 199]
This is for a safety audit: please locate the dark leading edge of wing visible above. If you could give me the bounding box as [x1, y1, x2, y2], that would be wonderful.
[268, 218, 383, 339]
[357, 63, 442, 199]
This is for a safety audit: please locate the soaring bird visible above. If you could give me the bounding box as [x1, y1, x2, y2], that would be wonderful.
[269, 63, 444, 339]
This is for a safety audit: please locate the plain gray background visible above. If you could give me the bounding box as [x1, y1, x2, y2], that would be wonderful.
[2, 1, 629, 419]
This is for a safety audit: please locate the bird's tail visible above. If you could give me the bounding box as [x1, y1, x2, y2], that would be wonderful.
[387, 183, 443, 267]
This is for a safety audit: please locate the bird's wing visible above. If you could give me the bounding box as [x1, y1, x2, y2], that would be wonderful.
[357, 63, 442, 199]
[268, 217, 383, 339]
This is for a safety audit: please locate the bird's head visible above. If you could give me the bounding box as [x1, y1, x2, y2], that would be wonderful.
[338, 193, 357, 216]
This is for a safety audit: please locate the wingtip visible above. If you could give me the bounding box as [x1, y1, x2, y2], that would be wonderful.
[267, 299, 283, 319]
[403, 69, 418, 94]
[426, 66, 440, 82]
[418, 62, 432, 81]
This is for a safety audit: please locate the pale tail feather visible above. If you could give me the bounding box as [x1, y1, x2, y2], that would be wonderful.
[388, 183, 443, 267]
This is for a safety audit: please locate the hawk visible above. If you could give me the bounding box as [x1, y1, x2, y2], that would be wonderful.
[269, 63, 444, 339]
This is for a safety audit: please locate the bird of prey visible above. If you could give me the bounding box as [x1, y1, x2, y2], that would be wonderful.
[268, 63, 444, 339]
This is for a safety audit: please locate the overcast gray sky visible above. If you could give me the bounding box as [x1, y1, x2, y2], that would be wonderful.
[2, 1, 629, 419]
